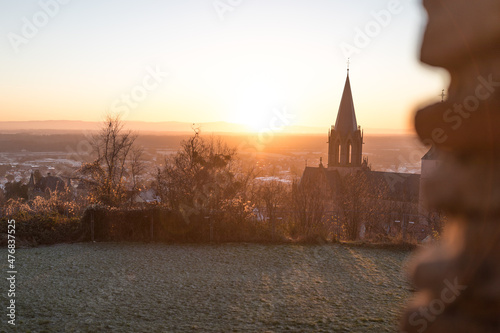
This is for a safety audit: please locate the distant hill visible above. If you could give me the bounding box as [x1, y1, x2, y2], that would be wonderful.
[0, 120, 329, 135]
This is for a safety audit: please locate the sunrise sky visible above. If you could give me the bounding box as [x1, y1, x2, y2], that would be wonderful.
[1, 0, 448, 132]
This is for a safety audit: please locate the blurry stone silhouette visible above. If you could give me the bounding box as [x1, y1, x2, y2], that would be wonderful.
[401, 0, 500, 332]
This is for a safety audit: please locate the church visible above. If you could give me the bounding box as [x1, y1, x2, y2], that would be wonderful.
[301, 70, 436, 240]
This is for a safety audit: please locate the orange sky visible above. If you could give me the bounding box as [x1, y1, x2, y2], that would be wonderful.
[1, 0, 448, 133]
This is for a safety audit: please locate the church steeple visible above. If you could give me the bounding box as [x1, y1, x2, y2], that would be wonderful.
[334, 74, 358, 134]
[328, 72, 363, 168]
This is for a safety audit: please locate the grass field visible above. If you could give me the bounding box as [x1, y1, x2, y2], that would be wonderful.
[1, 243, 412, 332]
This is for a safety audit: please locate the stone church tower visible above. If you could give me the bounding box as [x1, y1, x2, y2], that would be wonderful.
[327, 73, 364, 169]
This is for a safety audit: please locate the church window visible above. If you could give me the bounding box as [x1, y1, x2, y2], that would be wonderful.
[337, 144, 341, 164]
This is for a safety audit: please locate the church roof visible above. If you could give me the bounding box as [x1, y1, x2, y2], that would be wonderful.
[37, 175, 66, 193]
[334, 74, 358, 134]
[366, 171, 421, 202]
[301, 167, 420, 203]
[301, 166, 341, 191]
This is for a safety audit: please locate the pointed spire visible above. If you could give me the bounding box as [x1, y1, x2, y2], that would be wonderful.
[334, 73, 358, 134]
[28, 171, 35, 188]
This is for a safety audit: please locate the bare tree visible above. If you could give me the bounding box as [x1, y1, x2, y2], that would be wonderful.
[129, 146, 146, 196]
[291, 176, 328, 240]
[79, 114, 140, 206]
[335, 171, 387, 240]
[253, 179, 290, 238]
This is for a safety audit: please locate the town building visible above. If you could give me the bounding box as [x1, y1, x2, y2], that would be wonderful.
[27, 171, 67, 200]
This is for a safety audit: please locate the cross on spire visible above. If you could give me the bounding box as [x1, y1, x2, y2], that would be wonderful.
[440, 89, 446, 102]
[347, 58, 350, 74]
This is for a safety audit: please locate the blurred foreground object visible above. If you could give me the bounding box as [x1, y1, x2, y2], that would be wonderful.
[401, 0, 500, 332]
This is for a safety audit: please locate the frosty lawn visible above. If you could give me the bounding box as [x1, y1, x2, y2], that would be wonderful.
[1, 243, 412, 332]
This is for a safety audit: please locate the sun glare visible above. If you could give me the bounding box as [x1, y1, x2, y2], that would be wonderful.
[229, 79, 287, 132]
[232, 103, 271, 132]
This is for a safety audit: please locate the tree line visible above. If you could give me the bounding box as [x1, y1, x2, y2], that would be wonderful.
[2, 115, 439, 245]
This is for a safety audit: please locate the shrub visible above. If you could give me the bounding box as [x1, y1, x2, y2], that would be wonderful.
[2, 193, 84, 246]
[1, 211, 82, 246]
